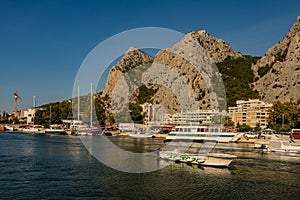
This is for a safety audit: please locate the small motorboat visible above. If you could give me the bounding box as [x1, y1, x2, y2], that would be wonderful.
[268, 140, 300, 152]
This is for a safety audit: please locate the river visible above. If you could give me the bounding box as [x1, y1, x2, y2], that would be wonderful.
[0, 132, 299, 199]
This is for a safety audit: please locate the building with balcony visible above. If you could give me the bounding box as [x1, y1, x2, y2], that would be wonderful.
[228, 99, 273, 129]
[163, 110, 220, 125]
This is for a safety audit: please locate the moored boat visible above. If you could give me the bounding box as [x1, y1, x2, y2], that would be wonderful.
[73, 126, 103, 136]
[159, 151, 236, 167]
[23, 125, 45, 134]
[0, 126, 5, 132]
[165, 125, 237, 143]
[45, 124, 67, 135]
[198, 153, 237, 167]
[268, 140, 300, 152]
[127, 127, 154, 138]
[4, 125, 15, 132]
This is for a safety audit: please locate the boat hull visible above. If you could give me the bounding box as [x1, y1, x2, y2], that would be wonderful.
[45, 129, 67, 135]
[23, 129, 45, 134]
[159, 152, 236, 168]
[128, 133, 154, 138]
[73, 129, 103, 136]
[268, 140, 300, 152]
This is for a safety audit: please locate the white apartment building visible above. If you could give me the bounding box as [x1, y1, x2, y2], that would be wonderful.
[163, 110, 218, 125]
[19, 108, 38, 125]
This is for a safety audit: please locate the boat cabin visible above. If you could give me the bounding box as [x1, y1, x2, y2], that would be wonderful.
[174, 126, 227, 133]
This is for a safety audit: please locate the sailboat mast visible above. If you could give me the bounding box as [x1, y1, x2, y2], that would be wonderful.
[49, 105, 52, 124]
[33, 96, 36, 125]
[90, 82, 93, 127]
[77, 86, 80, 121]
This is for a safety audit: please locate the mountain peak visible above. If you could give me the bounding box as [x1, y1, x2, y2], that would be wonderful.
[184, 30, 242, 62]
[198, 30, 207, 35]
[100, 47, 153, 102]
[125, 46, 139, 53]
[117, 47, 153, 71]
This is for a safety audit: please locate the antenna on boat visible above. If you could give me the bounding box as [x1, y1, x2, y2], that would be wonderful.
[33, 96, 36, 109]
[77, 86, 80, 121]
[49, 105, 52, 125]
[90, 82, 93, 128]
[33, 96, 36, 125]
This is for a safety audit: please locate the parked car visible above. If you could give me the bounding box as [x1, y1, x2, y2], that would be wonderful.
[290, 129, 300, 139]
[244, 132, 258, 139]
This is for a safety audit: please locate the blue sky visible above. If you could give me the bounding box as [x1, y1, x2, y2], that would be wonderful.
[0, 0, 299, 113]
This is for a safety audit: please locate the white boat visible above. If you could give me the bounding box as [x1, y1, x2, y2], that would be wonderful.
[45, 124, 67, 135]
[268, 140, 300, 152]
[63, 120, 102, 136]
[73, 126, 103, 136]
[159, 151, 236, 167]
[165, 125, 237, 143]
[119, 123, 154, 138]
[127, 132, 154, 138]
[198, 153, 237, 167]
[23, 125, 45, 134]
[4, 125, 15, 132]
[254, 141, 269, 149]
[127, 127, 154, 138]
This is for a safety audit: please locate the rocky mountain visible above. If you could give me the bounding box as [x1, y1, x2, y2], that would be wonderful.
[252, 16, 300, 103]
[186, 30, 243, 62]
[98, 16, 300, 122]
[99, 30, 243, 120]
[142, 30, 243, 115]
[99, 47, 153, 114]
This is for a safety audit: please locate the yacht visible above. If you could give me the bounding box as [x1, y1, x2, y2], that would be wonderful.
[165, 125, 237, 143]
[62, 119, 102, 136]
[73, 126, 103, 136]
[67, 83, 102, 136]
[45, 124, 67, 135]
[23, 125, 45, 134]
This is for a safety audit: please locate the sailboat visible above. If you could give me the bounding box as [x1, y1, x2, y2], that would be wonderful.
[73, 83, 103, 136]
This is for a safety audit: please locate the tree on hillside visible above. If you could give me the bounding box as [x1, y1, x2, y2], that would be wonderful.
[268, 102, 300, 131]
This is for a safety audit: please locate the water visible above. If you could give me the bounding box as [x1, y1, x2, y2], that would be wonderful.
[0, 132, 299, 199]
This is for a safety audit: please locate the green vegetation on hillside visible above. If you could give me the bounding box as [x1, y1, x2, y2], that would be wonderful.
[258, 64, 273, 77]
[136, 85, 157, 104]
[94, 97, 107, 125]
[34, 100, 72, 127]
[216, 56, 261, 107]
[257, 49, 287, 78]
[111, 103, 144, 124]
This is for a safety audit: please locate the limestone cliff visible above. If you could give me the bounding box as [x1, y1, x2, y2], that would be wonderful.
[187, 30, 243, 62]
[99, 30, 243, 117]
[144, 30, 242, 114]
[252, 16, 300, 103]
[99, 47, 153, 113]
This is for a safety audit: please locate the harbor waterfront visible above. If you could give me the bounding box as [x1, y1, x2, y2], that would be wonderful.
[0, 131, 299, 199]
